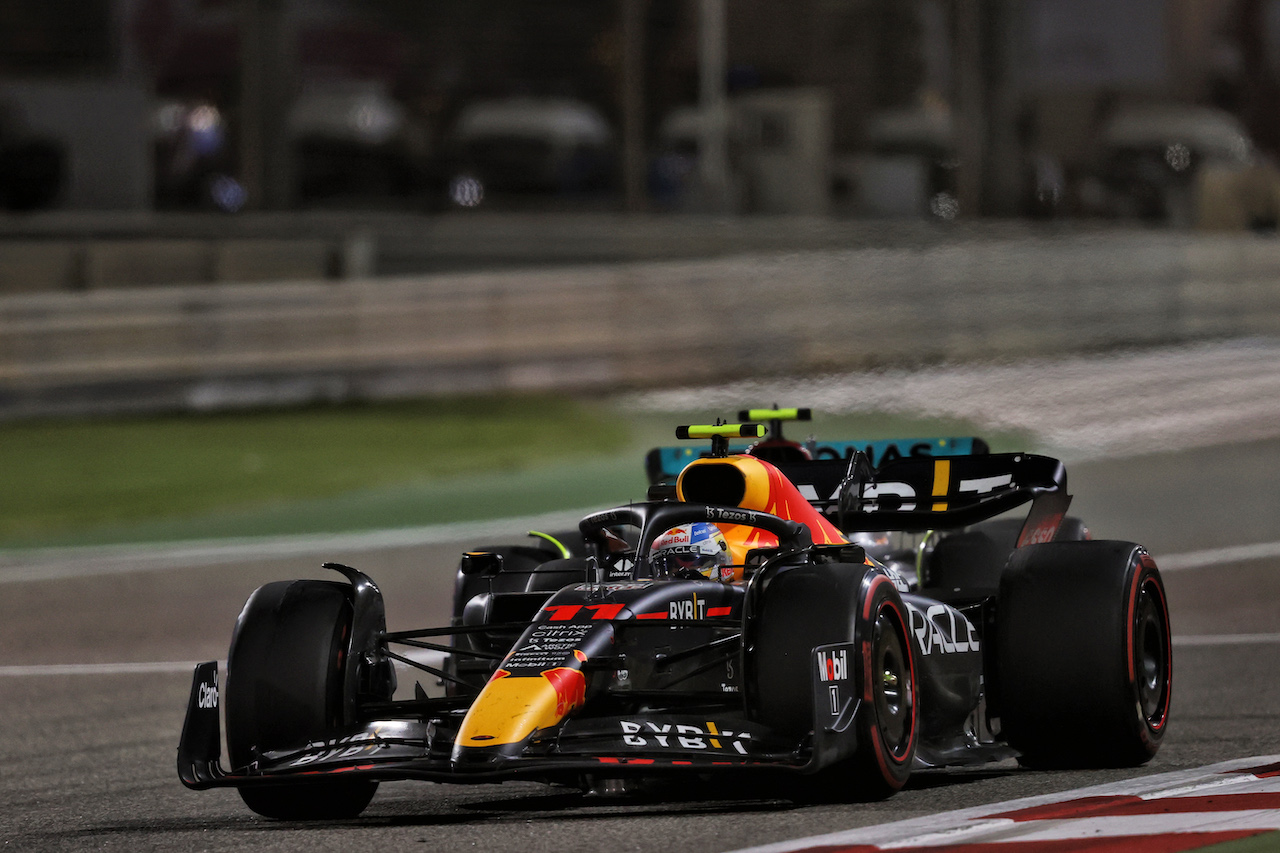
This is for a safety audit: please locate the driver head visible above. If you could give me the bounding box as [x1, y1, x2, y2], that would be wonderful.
[650, 522, 732, 581]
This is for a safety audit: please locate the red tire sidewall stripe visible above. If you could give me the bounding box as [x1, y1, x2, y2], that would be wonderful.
[1142, 555, 1172, 732]
[1127, 552, 1172, 739]
[861, 574, 918, 782]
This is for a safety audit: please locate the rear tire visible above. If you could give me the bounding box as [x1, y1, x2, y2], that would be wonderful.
[997, 541, 1171, 768]
[747, 565, 917, 799]
[225, 580, 378, 820]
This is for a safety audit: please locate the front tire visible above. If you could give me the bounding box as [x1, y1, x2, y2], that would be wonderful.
[997, 541, 1171, 767]
[225, 580, 378, 820]
[747, 564, 917, 799]
[846, 575, 918, 797]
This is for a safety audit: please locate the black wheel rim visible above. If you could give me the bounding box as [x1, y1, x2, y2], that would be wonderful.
[873, 607, 913, 756]
[1134, 577, 1169, 724]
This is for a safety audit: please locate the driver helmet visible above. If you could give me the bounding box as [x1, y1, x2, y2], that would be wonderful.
[650, 522, 732, 581]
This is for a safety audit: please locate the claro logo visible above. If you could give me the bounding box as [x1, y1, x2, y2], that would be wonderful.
[197, 682, 218, 709]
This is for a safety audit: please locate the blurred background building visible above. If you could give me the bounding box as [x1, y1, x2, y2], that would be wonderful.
[0, 0, 1278, 224]
[6, 1, 1280, 420]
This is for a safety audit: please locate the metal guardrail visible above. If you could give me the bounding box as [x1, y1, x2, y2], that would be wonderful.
[2, 229, 1279, 419]
[0, 237, 358, 293]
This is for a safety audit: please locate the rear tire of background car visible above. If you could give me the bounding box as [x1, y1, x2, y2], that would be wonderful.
[747, 565, 917, 799]
[451, 544, 555, 620]
[225, 580, 378, 820]
[451, 529, 586, 620]
[996, 541, 1171, 768]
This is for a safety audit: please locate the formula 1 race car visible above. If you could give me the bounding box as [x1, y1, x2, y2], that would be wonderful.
[643, 407, 1000, 587]
[178, 419, 1172, 820]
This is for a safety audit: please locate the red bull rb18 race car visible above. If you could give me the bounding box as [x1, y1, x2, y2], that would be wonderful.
[177, 419, 1172, 820]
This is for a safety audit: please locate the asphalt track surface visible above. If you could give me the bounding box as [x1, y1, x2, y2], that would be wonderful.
[4, 438, 1280, 852]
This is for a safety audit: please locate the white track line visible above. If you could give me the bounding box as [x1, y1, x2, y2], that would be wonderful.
[0, 660, 218, 676]
[1174, 633, 1280, 647]
[0, 506, 599, 584]
[1158, 540, 1280, 571]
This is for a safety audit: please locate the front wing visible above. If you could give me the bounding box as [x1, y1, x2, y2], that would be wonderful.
[178, 642, 862, 789]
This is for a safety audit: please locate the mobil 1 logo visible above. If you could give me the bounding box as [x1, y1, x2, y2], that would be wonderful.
[813, 642, 857, 728]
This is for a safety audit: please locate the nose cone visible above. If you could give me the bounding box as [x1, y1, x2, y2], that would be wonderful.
[451, 668, 586, 766]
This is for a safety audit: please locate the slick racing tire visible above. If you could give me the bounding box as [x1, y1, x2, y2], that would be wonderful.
[747, 564, 918, 799]
[996, 541, 1171, 768]
[225, 580, 378, 820]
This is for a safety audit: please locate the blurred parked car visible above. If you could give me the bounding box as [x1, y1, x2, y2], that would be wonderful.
[153, 82, 431, 211]
[648, 105, 705, 209]
[291, 81, 432, 207]
[440, 97, 615, 208]
[1096, 104, 1279, 228]
[855, 105, 958, 219]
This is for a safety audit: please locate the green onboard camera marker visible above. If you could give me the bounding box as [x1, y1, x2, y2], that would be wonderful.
[675, 421, 766, 457]
[738, 407, 811, 447]
[738, 407, 811, 423]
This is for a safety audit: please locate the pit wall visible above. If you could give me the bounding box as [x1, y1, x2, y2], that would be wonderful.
[2, 231, 1278, 418]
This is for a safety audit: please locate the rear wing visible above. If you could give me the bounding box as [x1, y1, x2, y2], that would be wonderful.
[839, 453, 1071, 545]
[645, 436, 988, 485]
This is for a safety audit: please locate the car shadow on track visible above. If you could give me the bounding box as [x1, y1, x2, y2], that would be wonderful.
[905, 767, 1018, 791]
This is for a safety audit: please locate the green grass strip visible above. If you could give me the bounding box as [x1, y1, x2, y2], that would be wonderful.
[0, 395, 629, 548]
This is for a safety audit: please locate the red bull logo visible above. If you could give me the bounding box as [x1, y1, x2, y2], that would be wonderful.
[542, 667, 586, 717]
[454, 664, 590, 750]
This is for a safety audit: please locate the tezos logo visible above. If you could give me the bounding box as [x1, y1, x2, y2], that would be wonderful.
[708, 508, 751, 524]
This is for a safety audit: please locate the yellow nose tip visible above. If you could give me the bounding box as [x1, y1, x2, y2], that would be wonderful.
[454, 668, 586, 750]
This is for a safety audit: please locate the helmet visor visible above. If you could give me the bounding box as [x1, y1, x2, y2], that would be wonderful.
[651, 546, 728, 579]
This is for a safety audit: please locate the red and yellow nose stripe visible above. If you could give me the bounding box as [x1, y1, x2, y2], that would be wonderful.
[454, 667, 587, 748]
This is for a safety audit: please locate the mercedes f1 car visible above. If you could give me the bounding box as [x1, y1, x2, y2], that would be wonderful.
[178, 417, 1172, 820]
